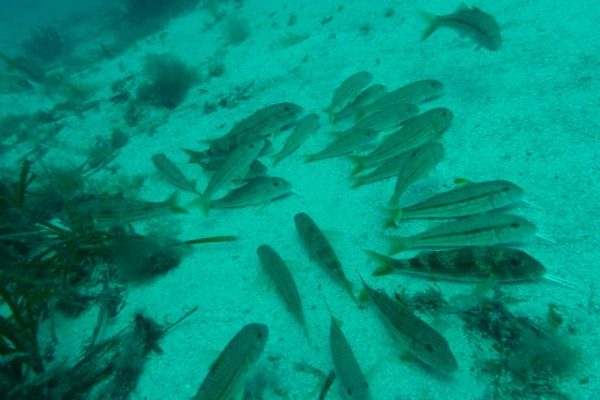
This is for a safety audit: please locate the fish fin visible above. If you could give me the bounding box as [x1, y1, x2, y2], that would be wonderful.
[165, 192, 188, 214]
[420, 10, 438, 40]
[347, 155, 366, 176]
[180, 236, 237, 245]
[543, 274, 577, 290]
[350, 175, 366, 189]
[364, 250, 394, 276]
[191, 194, 211, 216]
[380, 206, 401, 228]
[454, 177, 474, 186]
[303, 154, 317, 163]
[386, 236, 408, 255]
[270, 152, 283, 166]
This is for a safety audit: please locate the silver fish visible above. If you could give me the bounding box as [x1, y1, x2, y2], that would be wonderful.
[386, 179, 524, 225]
[351, 108, 453, 175]
[151, 153, 198, 194]
[271, 113, 320, 165]
[198, 140, 265, 213]
[361, 278, 458, 375]
[256, 245, 307, 333]
[305, 128, 378, 163]
[389, 142, 445, 205]
[294, 212, 356, 302]
[387, 213, 537, 254]
[210, 177, 292, 209]
[194, 323, 268, 400]
[325, 71, 373, 119]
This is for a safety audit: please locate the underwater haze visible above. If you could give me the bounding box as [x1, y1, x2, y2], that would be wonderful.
[1, 0, 599, 399]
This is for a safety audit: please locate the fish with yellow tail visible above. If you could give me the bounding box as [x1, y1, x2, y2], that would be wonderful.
[387, 213, 537, 255]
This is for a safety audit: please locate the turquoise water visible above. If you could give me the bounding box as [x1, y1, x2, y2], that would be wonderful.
[1, 1, 598, 399]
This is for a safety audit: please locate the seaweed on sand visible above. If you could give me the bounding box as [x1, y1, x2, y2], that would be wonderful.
[20, 25, 69, 63]
[462, 297, 580, 399]
[6, 308, 197, 400]
[136, 53, 198, 109]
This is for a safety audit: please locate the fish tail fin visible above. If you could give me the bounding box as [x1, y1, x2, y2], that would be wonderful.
[419, 10, 438, 40]
[270, 153, 282, 166]
[303, 154, 317, 163]
[348, 155, 366, 176]
[386, 236, 408, 255]
[364, 250, 394, 276]
[166, 192, 187, 214]
[191, 193, 211, 216]
[380, 206, 402, 228]
[350, 175, 366, 189]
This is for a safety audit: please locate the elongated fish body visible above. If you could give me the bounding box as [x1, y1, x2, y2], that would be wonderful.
[210, 177, 292, 209]
[151, 153, 198, 194]
[351, 108, 453, 174]
[325, 71, 373, 119]
[194, 323, 268, 400]
[389, 142, 445, 205]
[294, 212, 355, 300]
[199, 140, 265, 212]
[333, 84, 387, 123]
[272, 113, 320, 165]
[72, 191, 186, 224]
[388, 214, 537, 254]
[328, 312, 371, 400]
[354, 103, 419, 132]
[421, 5, 501, 51]
[351, 153, 411, 188]
[257, 245, 306, 328]
[361, 280, 458, 375]
[360, 80, 444, 117]
[305, 128, 378, 162]
[186, 140, 272, 171]
[388, 180, 524, 224]
[368, 247, 546, 282]
[209, 103, 303, 155]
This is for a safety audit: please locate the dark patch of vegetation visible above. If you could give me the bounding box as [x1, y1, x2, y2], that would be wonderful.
[462, 297, 580, 399]
[20, 25, 69, 63]
[224, 15, 251, 45]
[136, 53, 198, 109]
[0, 158, 234, 397]
[120, 0, 199, 25]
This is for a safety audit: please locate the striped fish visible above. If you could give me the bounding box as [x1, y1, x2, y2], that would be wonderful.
[194, 323, 268, 400]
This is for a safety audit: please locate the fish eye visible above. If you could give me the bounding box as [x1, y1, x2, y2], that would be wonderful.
[272, 181, 279, 187]
[257, 332, 263, 338]
[510, 259, 522, 266]
[502, 187, 511, 192]
[347, 388, 353, 396]
[425, 343, 434, 353]
[510, 223, 521, 228]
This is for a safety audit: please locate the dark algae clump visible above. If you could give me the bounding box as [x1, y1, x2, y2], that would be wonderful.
[136, 53, 198, 109]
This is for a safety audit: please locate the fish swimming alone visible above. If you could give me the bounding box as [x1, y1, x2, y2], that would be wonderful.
[294, 212, 356, 302]
[325, 301, 371, 399]
[367, 247, 546, 282]
[256, 244, 307, 335]
[360, 278, 458, 375]
[421, 5, 502, 51]
[194, 323, 268, 400]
